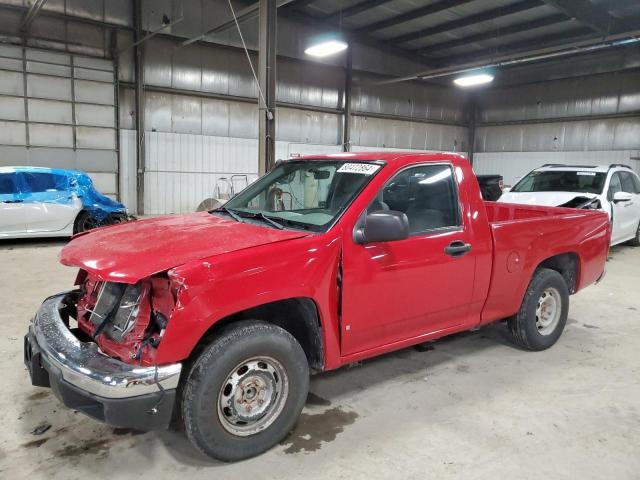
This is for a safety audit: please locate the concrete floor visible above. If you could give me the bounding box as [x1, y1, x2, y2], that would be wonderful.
[0, 239, 639, 480]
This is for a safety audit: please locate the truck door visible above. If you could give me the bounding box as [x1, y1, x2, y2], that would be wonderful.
[340, 163, 477, 356]
[0, 172, 26, 236]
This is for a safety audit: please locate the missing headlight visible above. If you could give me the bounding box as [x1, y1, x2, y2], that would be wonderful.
[89, 282, 142, 341]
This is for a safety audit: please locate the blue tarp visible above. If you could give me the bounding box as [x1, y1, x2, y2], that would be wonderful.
[0, 166, 126, 221]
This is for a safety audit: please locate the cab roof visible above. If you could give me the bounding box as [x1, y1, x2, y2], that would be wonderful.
[294, 151, 468, 163]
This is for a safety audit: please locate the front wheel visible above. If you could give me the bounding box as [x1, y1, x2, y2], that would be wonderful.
[182, 320, 309, 461]
[507, 268, 570, 351]
[627, 221, 640, 247]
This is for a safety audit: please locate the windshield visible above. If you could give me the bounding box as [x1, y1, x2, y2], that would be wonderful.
[512, 170, 606, 194]
[221, 160, 383, 232]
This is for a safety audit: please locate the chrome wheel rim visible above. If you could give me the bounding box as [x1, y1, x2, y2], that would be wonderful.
[217, 356, 289, 437]
[535, 287, 561, 336]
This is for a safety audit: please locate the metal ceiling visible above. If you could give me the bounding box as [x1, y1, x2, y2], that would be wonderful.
[283, 0, 640, 70]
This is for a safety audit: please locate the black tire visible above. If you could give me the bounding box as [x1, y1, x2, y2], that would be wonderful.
[73, 210, 100, 234]
[507, 268, 569, 351]
[627, 221, 640, 247]
[182, 320, 309, 462]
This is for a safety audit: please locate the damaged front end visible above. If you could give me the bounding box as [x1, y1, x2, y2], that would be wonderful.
[558, 196, 601, 210]
[74, 270, 177, 366]
[23, 271, 183, 430]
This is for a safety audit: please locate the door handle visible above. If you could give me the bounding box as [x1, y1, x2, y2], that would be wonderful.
[444, 240, 472, 257]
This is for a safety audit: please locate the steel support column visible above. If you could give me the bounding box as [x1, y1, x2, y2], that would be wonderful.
[343, 46, 353, 152]
[258, 0, 277, 175]
[134, 0, 145, 214]
[466, 97, 477, 165]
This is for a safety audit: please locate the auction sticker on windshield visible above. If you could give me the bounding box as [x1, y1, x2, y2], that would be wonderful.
[577, 171, 596, 176]
[337, 163, 381, 175]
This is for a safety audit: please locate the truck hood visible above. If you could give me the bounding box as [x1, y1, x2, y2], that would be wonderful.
[60, 212, 310, 283]
[499, 191, 598, 207]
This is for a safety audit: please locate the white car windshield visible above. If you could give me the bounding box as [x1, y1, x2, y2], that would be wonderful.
[220, 160, 384, 232]
[512, 170, 606, 194]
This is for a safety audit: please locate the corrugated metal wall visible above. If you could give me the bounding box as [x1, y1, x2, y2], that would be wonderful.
[130, 36, 468, 214]
[0, 44, 118, 196]
[474, 71, 640, 185]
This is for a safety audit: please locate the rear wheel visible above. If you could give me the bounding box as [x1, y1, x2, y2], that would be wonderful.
[73, 210, 100, 234]
[507, 268, 569, 351]
[182, 320, 309, 461]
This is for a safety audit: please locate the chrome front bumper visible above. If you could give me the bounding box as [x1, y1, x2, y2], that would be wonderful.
[27, 292, 182, 399]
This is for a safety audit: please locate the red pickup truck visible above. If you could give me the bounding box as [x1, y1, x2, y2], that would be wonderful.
[24, 152, 609, 461]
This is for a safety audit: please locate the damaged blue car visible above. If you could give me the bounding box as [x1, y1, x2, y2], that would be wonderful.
[0, 166, 129, 239]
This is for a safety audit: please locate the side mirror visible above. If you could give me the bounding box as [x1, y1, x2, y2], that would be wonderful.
[502, 187, 511, 193]
[613, 191, 633, 203]
[354, 210, 410, 244]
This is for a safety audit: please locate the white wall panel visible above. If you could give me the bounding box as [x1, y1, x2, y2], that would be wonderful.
[29, 123, 73, 147]
[275, 142, 342, 159]
[119, 129, 137, 213]
[0, 96, 25, 121]
[473, 151, 640, 186]
[0, 121, 26, 145]
[28, 98, 72, 124]
[0, 70, 24, 95]
[143, 131, 346, 214]
[144, 131, 259, 214]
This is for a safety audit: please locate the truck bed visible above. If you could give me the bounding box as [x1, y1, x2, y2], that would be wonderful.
[480, 200, 610, 325]
[484, 201, 579, 223]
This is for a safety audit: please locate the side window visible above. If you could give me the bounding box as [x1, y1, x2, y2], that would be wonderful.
[370, 164, 460, 235]
[0, 173, 18, 195]
[608, 172, 622, 200]
[620, 172, 639, 194]
[630, 173, 640, 193]
[20, 172, 68, 193]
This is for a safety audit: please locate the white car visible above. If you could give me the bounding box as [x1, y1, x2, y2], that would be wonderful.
[499, 164, 640, 246]
[0, 166, 128, 239]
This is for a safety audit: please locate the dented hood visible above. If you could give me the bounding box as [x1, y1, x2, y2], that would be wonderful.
[499, 191, 598, 207]
[60, 212, 309, 283]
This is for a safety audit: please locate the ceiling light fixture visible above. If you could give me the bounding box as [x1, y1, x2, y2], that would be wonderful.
[453, 73, 495, 87]
[305, 39, 348, 57]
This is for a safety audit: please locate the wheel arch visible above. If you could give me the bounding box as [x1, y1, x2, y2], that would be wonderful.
[189, 297, 325, 373]
[535, 252, 580, 294]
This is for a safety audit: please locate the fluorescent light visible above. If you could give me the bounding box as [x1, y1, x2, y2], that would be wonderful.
[453, 73, 494, 87]
[305, 40, 348, 57]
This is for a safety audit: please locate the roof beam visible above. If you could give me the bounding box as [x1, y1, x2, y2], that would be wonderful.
[388, 0, 544, 45]
[354, 0, 474, 34]
[542, 0, 636, 34]
[440, 26, 595, 67]
[278, 7, 436, 67]
[368, 29, 640, 86]
[19, 0, 48, 32]
[324, 0, 394, 22]
[416, 13, 568, 56]
[182, 0, 295, 46]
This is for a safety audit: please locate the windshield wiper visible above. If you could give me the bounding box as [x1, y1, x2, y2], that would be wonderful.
[214, 206, 243, 223]
[252, 212, 285, 230]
